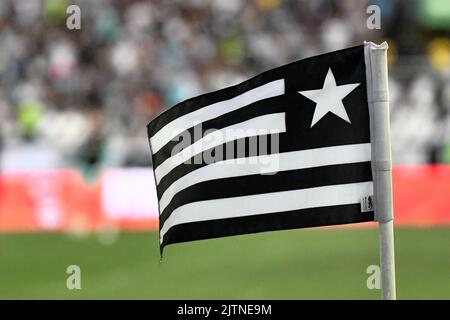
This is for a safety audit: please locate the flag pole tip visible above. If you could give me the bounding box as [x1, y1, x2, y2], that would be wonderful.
[364, 41, 389, 50]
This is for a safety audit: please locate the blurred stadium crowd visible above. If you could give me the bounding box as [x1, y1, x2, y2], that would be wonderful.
[0, 0, 449, 177]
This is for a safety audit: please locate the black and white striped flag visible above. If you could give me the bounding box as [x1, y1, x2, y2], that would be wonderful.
[148, 44, 377, 254]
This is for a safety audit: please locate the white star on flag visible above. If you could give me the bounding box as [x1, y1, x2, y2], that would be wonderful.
[298, 68, 360, 127]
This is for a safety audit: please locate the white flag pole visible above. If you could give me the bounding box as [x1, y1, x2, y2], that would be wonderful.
[364, 41, 396, 300]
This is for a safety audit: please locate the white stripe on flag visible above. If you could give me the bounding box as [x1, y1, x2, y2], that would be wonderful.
[149, 80, 285, 153]
[154, 113, 287, 184]
[158, 143, 371, 213]
[160, 181, 373, 243]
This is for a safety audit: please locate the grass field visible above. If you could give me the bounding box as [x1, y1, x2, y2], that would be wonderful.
[0, 227, 449, 299]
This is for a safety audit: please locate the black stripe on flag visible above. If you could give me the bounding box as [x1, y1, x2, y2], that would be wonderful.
[161, 204, 373, 250]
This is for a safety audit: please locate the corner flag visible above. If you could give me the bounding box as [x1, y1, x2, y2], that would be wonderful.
[147, 41, 396, 299]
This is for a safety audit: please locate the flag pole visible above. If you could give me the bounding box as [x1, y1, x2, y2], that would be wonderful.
[364, 41, 396, 300]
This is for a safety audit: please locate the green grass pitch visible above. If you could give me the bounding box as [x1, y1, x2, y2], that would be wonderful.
[0, 227, 449, 299]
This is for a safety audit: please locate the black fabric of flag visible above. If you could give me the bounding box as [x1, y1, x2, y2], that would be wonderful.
[147, 45, 374, 254]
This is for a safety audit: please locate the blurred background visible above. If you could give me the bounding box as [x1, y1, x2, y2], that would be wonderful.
[0, 0, 449, 299]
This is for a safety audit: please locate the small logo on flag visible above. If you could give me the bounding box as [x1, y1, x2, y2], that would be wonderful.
[361, 195, 374, 212]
